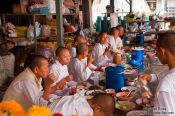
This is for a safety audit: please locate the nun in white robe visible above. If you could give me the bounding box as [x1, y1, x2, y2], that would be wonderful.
[68, 57, 96, 82]
[108, 35, 123, 53]
[91, 43, 111, 67]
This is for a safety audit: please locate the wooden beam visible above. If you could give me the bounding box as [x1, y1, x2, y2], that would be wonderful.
[82, 0, 93, 32]
[130, 0, 132, 13]
[55, 0, 64, 46]
[110, 0, 115, 13]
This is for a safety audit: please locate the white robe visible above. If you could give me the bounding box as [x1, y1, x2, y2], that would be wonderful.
[68, 58, 94, 82]
[69, 47, 76, 58]
[49, 60, 71, 96]
[151, 68, 175, 116]
[49, 92, 93, 116]
[49, 60, 69, 86]
[3, 68, 48, 110]
[108, 35, 123, 53]
[91, 43, 110, 66]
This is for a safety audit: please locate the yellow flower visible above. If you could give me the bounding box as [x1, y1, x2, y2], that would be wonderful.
[27, 105, 51, 116]
[0, 100, 26, 116]
[0, 112, 3, 116]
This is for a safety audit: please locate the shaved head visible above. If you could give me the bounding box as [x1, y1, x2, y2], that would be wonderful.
[116, 25, 123, 30]
[98, 32, 108, 39]
[116, 25, 124, 36]
[29, 55, 48, 70]
[76, 43, 88, 55]
[92, 93, 115, 115]
[157, 32, 175, 55]
[56, 47, 69, 57]
[110, 27, 118, 35]
[75, 35, 86, 45]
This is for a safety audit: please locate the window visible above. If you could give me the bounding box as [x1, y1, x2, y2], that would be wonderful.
[92, 0, 110, 23]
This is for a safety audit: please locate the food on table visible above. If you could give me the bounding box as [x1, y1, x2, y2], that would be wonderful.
[135, 98, 149, 105]
[140, 86, 152, 98]
[85, 90, 105, 96]
[88, 85, 101, 90]
[116, 92, 135, 101]
[115, 101, 129, 110]
[125, 80, 135, 86]
[127, 110, 145, 116]
[121, 86, 139, 92]
[115, 101, 136, 111]
[105, 89, 115, 96]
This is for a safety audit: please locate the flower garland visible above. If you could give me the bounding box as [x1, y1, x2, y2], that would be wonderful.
[0, 101, 63, 116]
[0, 100, 26, 116]
[27, 105, 51, 116]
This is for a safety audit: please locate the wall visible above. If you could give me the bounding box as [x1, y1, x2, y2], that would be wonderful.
[0, 0, 20, 15]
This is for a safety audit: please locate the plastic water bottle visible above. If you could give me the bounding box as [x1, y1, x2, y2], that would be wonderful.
[96, 16, 102, 32]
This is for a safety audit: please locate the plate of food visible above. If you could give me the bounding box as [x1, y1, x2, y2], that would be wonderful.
[135, 98, 149, 105]
[115, 101, 136, 111]
[116, 92, 135, 101]
[124, 67, 137, 75]
[121, 86, 139, 92]
[49, 95, 62, 103]
[85, 90, 105, 99]
[127, 110, 146, 116]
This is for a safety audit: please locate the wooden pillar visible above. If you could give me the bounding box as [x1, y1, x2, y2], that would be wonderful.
[55, 0, 64, 46]
[82, 0, 93, 32]
[130, 0, 132, 13]
[110, 0, 115, 12]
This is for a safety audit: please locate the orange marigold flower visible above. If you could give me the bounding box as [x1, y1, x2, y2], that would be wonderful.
[0, 100, 26, 116]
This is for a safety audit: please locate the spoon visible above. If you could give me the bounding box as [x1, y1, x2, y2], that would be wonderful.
[125, 90, 135, 97]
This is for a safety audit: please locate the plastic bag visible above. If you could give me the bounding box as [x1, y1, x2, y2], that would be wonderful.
[35, 22, 41, 37]
[27, 25, 34, 39]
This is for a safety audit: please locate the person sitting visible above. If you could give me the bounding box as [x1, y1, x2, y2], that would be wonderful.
[116, 25, 124, 38]
[49, 47, 73, 95]
[68, 44, 101, 82]
[116, 25, 130, 51]
[69, 35, 87, 58]
[138, 32, 175, 115]
[108, 27, 123, 53]
[3, 55, 61, 110]
[49, 93, 115, 116]
[92, 32, 111, 67]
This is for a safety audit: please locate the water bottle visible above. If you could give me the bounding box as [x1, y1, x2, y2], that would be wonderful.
[96, 16, 102, 32]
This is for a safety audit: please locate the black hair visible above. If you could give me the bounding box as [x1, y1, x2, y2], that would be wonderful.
[29, 55, 48, 70]
[56, 46, 68, 56]
[157, 32, 175, 55]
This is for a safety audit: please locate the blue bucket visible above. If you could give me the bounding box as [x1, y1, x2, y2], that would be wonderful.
[129, 59, 144, 73]
[136, 34, 144, 45]
[105, 66, 125, 92]
[131, 48, 144, 61]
